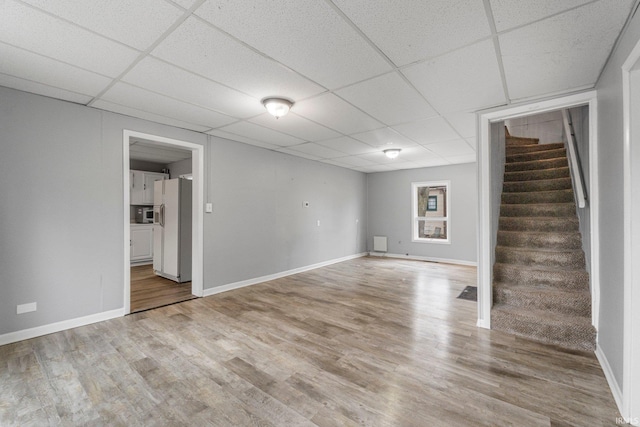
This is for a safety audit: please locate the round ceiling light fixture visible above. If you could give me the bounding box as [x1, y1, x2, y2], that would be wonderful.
[383, 148, 402, 159]
[262, 97, 294, 119]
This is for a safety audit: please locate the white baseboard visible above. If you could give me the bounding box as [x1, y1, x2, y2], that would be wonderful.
[203, 252, 368, 297]
[368, 251, 477, 267]
[0, 307, 125, 346]
[595, 344, 624, 417]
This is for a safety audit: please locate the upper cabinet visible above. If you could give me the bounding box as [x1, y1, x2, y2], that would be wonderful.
[130, 170, 168, 205]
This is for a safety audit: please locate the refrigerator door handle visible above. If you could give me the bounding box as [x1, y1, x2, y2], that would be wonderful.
[160, 204, 165, 227]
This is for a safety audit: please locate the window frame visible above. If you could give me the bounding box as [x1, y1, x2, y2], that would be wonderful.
[411, 180, 451, 244]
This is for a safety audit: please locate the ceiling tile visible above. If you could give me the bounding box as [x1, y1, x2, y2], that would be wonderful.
[0, 0, 139, 77]
[20, 0, 183, 50]
[466, 137, 477, 150]
[152, 16, 324, 100]
[412, 157, 451, 168]
[332, 156, 377, 167]
[397, 145, 439, 161]
[319, 159, 352, 169]
[489, 0, 592, 32]
[122, 57, 262, 118]
[195, 0, 391, 89]
[0, 73, 93, 105]
[392, 116, 460, 145]
[168, 0, 198, 9]
[424, 139, 475, 157]
[500, 0, 634, 100]
[92, 99, 212, 132]
[444, 112, 477, 139]
[333, 0, 491, 66]
[402, 39, 506, 114]
[445, 153, 477, 165]
[217, 121, 305, 147]
[207, 129, 280, 150]
[354, 164, 394, 173]
[275, 147, 322, 161]
[249, 113, 340, 142]
[283, 143, 346, 159]
[294, 93, 384, 135]
[100, 82, 236, 128]
[358, 151, 409, 165]
[0, 42, 111, 96]
[315, 136, 378, 155]
[350, 127, 417, 149]
[335, 72, 437, 125]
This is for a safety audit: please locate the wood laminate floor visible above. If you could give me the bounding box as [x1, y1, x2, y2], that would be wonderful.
[1, 257, 622, 426]
[130, 264, 196, 313]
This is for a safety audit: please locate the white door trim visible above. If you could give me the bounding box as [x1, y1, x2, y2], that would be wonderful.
[123, 130, 205, 314]
[621, 38, 640, 424]
[477, 90, 599, 331]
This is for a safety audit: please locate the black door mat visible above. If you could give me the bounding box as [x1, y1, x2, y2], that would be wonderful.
[457, 286, 477, 301]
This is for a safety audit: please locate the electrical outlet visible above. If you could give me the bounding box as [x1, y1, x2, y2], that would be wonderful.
[17, 302, 36, 314]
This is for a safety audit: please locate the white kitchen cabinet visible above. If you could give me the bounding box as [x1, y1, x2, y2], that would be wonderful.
[131, 224, 154, 263]
[130, 170, 167, 205]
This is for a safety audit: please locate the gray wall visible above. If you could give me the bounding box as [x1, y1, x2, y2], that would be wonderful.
[595, 9, 640, 388]
[206, 138, 367, 287]
[168, 158, 192, 178]
[0, 86, 367, 336]
[366, 162, 477, 263]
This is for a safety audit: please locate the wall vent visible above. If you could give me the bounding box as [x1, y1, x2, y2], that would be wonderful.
[373, 236, 388, 252]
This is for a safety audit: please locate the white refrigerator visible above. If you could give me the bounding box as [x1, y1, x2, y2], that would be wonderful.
[153, 178, 192, 283]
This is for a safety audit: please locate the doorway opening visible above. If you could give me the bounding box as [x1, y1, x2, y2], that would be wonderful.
[123, 130, 204, 314]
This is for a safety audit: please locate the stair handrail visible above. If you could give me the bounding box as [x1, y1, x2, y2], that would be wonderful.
[561, 109, 587, 209]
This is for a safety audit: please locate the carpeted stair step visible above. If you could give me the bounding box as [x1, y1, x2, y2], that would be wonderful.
[493, 284, 592, 317]
[500, 203, 576, 217]
[506, 136, 539, 146]
[491, 304, 596, 352]
[498, 216, 579, 232]
[505, 157, 568, 172]
[495, 246, 585, 269]
[502, 189, 574, 204]
[503, 177, 572, 193]
[506, 148, 567, 163]
[505, 142, 565, 154]
[493, 263, 589, 290]
[504, 166, 570, 182]
[497, 230, 583, 249]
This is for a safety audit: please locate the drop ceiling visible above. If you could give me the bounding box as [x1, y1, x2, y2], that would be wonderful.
[0, 0, 635, 172]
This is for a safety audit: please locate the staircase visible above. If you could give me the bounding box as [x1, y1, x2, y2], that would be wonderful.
[491, 130, 596, 352]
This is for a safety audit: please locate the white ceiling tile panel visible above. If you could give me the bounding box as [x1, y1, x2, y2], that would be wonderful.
[249, 113, 340, 142]
[358, 151, 409, 165]
[101, 82, 236, 128]
[0, 42, 111, 96]
[354, 164, 394, 173]
[293, 93, 384, 135]
[315, 137, 378, 155]
[444, 112, 477, 139]
[332, 156, 377, 167]
[350, 127, 417, 149]
[122, 57, 263, 118]
[397, 145, 439, 161]
[284, 143, 346, 159]
[0, 0, 139, 77]
[0, 74, 93, 105]
[168, 0, 199, 9]
[466, 137, 477, 150]
[425, 139, 475, 157]
[335, 72, 437, 125]
[217, 121, 305, 147]
[275, 147, 322, 161]
[207, 129, 281, 150]
[20, 0, 183, 50]
[412, 157, 451, 168]
[500, 0, 635, 100]
[489, 0, 592, 32]
[402, 39, 506, 114]
[392, 116, 460, 145]
[194, 0, 391, 89]
[152, 17, 324, 100]
[332, 0, 491, 66]
[92, 100, 213, 132]
[318, 159, 352, 169]
[444, 153, 477, 165]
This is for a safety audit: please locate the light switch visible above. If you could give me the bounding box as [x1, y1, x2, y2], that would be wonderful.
[205, 203, 213, 213]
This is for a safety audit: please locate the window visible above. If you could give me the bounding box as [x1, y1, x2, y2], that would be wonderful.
[412, 181, 450, 243]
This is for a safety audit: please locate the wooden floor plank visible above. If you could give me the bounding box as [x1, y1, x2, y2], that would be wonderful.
[130, 264, 196, 313]
[0, 257, 622, 426]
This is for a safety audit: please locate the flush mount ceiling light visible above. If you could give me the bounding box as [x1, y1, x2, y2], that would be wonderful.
[262, 97, 293, 119]
[383, 148, 402, 159]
